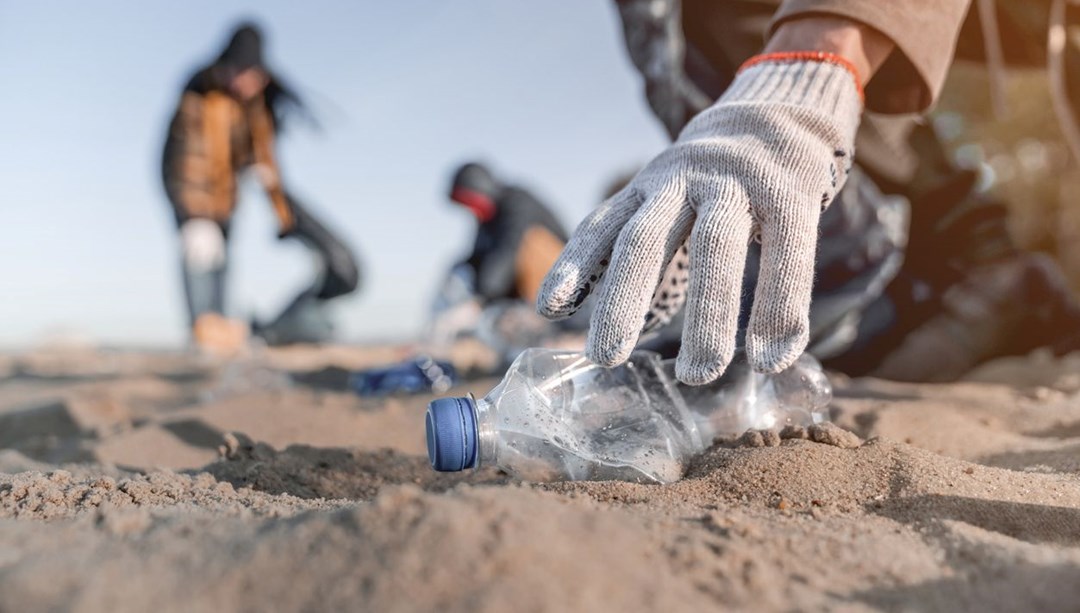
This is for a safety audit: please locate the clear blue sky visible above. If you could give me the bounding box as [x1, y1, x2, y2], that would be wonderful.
[0, 1, 669, 348]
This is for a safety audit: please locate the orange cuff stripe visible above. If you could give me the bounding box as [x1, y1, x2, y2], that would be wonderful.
[738, 51, 864, 101]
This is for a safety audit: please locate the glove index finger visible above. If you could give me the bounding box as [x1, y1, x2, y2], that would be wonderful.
[536, 189, 641, 319]
[587, 182, 692, 367]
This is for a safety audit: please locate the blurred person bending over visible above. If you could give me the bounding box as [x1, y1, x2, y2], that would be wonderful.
[535, 0, 1080, 384]
[429, 162, 571, 357]
[162, 23, 360, 354]
[449, 162, 568, 306]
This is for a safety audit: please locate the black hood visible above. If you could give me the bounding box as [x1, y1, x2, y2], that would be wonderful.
[450, 162, 501, 199]
[217, 24, 265, 71]
[182, 21, 312, 131]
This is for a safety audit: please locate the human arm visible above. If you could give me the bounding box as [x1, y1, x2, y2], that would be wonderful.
[765, 16, 894, 85]
[460, 201, 523, 302]
[769, 0, 972, 112]
[248, 101, 296, 236]
[162, 93, 217, 222]
[537, 15, 919, 383]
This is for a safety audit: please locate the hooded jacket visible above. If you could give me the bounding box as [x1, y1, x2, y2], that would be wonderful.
[451, 163, 569, 303]
[161, 25, 296, 235]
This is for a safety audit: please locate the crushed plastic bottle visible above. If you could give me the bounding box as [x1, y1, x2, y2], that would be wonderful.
[670, 355, 832, 445]
[425, 348, 831, 484]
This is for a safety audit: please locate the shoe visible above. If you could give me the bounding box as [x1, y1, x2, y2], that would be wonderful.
[192, 313, 250, 357]
[871, 253, 1080, 381]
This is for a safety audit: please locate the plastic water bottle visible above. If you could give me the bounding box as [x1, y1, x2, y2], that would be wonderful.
[425, 349, 831, 484]
[671, 355, 832, 445]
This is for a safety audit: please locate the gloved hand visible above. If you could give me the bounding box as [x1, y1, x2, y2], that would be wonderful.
[537, 55, 863, 384]
[179, 218, 227, 273]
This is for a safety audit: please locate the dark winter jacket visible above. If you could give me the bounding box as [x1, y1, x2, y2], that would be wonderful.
[466, 187, 568, 303]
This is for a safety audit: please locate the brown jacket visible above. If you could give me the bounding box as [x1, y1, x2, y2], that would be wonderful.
[680, 0, 997, 185]
[162, 89, 295, 233]
[769, 0, 973, 114]
[680, 1, 1075, 184]
[682, 0, 973, 115]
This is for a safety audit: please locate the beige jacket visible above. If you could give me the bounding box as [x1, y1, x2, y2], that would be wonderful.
[770, 0, 973, 113]
[682, 0, 974, 114]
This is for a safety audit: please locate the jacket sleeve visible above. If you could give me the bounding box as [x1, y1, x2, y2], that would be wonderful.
[248, 101, 296, 235]
[162, 93, 212, 221]
[770, 0, 973, 113]
[473, 214, 527, 301]
[162, 92, 242, 224]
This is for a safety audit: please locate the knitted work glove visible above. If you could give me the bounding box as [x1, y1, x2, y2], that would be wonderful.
[537, 55, 863, 384]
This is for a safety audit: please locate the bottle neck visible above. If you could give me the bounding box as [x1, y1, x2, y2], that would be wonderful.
[473, 394, 498, 470]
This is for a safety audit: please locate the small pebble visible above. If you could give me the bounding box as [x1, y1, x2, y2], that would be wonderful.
[779, 425, 808, 440]
[808, 423, 862, 449]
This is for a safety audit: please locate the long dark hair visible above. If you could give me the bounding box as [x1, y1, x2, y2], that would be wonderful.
[187, 22, 312, 131]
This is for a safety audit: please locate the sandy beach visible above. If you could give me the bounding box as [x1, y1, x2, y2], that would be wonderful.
[1, 344, 1079, 611]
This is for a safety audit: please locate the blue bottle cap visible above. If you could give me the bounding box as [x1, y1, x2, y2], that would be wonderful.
[426, 396, 479, 472]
